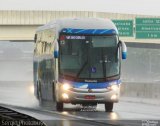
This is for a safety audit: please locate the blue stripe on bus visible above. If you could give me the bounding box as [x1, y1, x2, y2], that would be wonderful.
[59, 79, 121, 89]
[61, 28, 118, 35]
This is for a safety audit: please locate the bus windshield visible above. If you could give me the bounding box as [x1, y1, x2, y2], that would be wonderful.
[59, 35, 120, 80]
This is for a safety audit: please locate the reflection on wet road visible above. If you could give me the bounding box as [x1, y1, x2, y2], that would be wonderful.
[0, 81, 38, 107]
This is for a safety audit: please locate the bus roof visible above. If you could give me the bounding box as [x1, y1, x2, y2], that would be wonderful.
[36, 18, 118, 34]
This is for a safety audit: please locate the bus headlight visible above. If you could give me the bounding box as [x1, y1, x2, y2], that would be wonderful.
[62, 93, 69, 99]
[62, 83, 72, 91]
[111, 85, 119, 91]
[111, 94, 117, 100]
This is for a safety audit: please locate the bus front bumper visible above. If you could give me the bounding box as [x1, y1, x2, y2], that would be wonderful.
[57, 88, 120, 104]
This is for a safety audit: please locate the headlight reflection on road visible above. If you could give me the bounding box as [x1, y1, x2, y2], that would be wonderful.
[62, 111, 69, 115]
[110, 112, 118, 120]
[29, 84, 34, 95]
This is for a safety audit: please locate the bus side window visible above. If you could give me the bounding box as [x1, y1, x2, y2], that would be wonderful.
[46, 60, 52, 69]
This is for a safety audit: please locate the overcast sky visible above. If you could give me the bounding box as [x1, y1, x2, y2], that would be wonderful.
[0, 0, 160, 16]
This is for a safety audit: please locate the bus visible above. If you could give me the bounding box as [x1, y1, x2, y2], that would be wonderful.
[33, 18, 127, 112]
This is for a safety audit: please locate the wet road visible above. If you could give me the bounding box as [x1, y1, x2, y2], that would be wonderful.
[0, 41, 160, 126]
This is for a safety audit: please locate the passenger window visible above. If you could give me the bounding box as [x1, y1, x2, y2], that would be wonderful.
[46, 60, 52, 69]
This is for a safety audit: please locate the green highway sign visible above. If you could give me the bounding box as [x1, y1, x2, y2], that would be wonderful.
[136, 18, 160, 39]
[136, 18, 160, 24]
[136, 32, 160, 39]
[112, 20, 133, 37]
[136, 25, 160, 31]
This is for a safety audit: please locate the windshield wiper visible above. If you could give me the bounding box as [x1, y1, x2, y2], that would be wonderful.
[76, 60, 88, 78]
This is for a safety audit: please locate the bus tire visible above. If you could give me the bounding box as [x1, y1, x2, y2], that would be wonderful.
[105, 102, 113, 112]
[52, 82, 56, 101]
[37, 81, 42, 104]
[56, 102, 63, 111]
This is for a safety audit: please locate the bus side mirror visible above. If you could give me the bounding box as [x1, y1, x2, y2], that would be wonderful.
[119, 40, 127, 60]
[34, 34, 37, 43]
[54, 40, 59, 58]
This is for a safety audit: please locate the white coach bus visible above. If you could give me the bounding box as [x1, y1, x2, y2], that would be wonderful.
[33, 18, 127, 112]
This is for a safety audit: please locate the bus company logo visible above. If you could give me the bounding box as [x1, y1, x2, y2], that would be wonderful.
[88, 89, 92, 93]
[85, 80, 97, 83]
[142, 120, 159, 126]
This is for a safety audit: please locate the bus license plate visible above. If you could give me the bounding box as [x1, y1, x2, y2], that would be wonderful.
[84, 95, 95, 99]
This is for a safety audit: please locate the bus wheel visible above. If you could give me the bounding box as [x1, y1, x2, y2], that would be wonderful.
[56, 102, 63, 111]
[38, 89, 42, 105]
[37, 81, 42, 104]
[105, 102, 113, 112]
